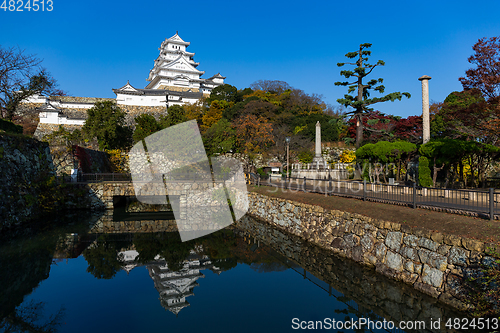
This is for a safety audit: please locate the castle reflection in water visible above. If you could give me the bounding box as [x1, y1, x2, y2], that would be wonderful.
[121, 249, 222, 315]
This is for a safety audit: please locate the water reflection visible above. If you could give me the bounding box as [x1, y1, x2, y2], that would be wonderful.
[0, 211, 473, 333]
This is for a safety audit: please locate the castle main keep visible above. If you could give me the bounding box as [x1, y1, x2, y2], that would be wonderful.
[20, 33, 225, 138]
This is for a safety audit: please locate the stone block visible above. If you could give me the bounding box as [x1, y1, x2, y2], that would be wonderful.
[386, 251, 404, 272]
[418, 249, 447, 271]
[404, 260, 414, 273]
[403, 234, 419, 247]
[375, 262, 398, 279]
[374, 242, 387, 261]
[352, 245, 363, 262]
[360, 235, 375, 252]
[414, 282, 440, 298]
[400, 245, 419, 261]
[401, 271, 419, 284]
[462, 238, 485, 252]
[385, 231, 403, 252]
[418, 237, 440, 251]
[437, 244, 451, 256]
[331, 237, 343, 249]
[430, 232, 444, 244]
[364, 253, 378, 266]
[413, 227, 432, 239]
[443, 234, 462, 247]
[343, 233, 360, 248]
[447, 246, 469, 266]
[400, 224, 414, 234]
[422, 264, 444, 288]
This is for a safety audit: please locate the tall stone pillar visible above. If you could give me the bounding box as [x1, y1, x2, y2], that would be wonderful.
[418, 75, 432, 144]
[312, 121, 325, 165]
[315, 121, 321, 158]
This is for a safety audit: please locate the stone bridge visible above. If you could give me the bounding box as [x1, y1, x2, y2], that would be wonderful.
[71, 179, 248, 241]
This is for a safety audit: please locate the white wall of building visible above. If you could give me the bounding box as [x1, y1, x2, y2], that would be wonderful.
[115, 93, 167, 106]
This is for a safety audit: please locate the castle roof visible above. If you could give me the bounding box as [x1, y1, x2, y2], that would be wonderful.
[113, 82, 169, 96]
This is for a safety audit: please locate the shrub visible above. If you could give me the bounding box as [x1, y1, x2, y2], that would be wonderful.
[418, 156, 433, 187]
[0, 118, 23, 134]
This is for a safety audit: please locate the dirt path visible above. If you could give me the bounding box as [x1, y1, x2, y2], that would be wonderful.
[249, 185, 500, 246]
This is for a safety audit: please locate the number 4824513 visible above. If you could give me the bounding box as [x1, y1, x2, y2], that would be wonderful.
[1, 0, 53, 11]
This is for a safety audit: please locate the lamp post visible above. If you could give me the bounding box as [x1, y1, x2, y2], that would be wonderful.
[285, 137, 291, 180]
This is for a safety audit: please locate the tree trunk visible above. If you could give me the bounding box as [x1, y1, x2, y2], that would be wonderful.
[355, 113, 363, 148]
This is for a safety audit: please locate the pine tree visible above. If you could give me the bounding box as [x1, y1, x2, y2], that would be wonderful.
[335, 43, 410, 148]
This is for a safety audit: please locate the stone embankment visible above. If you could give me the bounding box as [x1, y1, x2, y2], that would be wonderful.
[0, 134, 55, 230]
[247, 192, 499, 311]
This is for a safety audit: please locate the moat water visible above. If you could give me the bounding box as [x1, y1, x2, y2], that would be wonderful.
[0, 211, 473, 333]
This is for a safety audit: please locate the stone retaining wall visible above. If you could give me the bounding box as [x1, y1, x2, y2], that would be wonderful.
[247, 192, 499, 311]
[0, 134, 55, 230]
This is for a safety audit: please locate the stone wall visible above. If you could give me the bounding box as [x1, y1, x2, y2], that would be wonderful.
[33, 123, 83, 140]
[246, 192, 499, 311]
[120, 105, 167, 127]
[0, 134, 55, 230]
[49, 145, 113, 175]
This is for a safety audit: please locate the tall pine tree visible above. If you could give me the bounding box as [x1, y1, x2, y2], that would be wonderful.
[335, 43, 410, 147]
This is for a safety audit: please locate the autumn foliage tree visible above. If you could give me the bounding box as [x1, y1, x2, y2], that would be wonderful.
[458, 37, 500, 146]
[459, 37, 500, 100]
[232, 114, 274, 171]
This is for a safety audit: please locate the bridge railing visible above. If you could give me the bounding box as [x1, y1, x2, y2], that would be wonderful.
[248, 175, 499, 221]
[65, 172, 225, 183]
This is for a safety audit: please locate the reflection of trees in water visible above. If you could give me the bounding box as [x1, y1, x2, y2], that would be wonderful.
[83, 234, 132, 279]
[0, 212, 99, 325]
[249, 262, 287, 274]
[0, 300, 64, 333]
[133, 233, 194, 272]
[129, 228, 285, 273]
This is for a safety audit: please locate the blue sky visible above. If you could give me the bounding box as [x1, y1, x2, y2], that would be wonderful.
[2, 0, 500, 118]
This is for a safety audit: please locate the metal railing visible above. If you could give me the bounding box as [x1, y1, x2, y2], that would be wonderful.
[64, 172, 219, 183]
[249, 175, 499, 220]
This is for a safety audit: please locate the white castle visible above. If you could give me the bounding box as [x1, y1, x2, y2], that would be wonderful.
[26, 32, 225, 129]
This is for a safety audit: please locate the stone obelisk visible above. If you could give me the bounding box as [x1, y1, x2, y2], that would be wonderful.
[418, 75, 432, 144]
[312, 121, 325, 166]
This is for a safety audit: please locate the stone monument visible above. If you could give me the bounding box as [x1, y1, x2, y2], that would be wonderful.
[312, 121, 326, 167]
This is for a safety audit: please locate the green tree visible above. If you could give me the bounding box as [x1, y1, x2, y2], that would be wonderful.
[433, 90, 491, 141]
[206, 84, 239, 104]
[356, 141, 417, 182]
[335, 43, 410, 147]
[160, 104, 187, 128]
[203, 118, 236, 156]
[83, 235, 124, 279]
[83, 101, 132, 150]
[133, 114, 161, 143]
